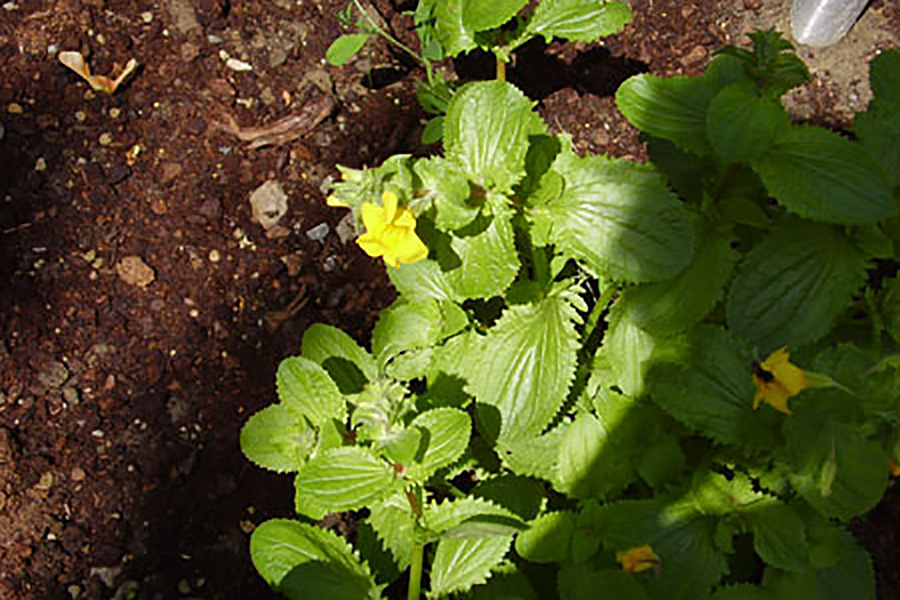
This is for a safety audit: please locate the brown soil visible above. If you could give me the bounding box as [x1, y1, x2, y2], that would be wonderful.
[0, 0, 896, 598]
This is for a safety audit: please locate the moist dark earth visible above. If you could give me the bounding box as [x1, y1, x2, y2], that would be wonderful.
[0, 0, 897, 598]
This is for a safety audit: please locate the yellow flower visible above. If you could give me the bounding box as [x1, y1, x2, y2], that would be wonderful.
[616, 545, 660, 574]
[356, 191, 428, 268]
[890, 460, 900, 478]
[752, 347, 808, 414]
[326, 194, 349, 208]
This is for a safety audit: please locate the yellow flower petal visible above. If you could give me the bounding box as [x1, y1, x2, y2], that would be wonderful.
[752, 348, 808, 414]
[616, 545, 660, 574]
[360, 201, 386, 235]
[326, 194, 349, 208]
[889, 460, 900, 478]
[381, 190, 398, 224]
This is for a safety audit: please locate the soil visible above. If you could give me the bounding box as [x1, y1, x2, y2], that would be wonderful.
[0, 0, 896, 599]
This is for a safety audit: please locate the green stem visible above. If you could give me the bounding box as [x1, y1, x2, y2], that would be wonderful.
[496, 55, 506, 82]
[581, 282, 617, 345]
[407, 543, 425, 600]
[351, 0, 433, 84]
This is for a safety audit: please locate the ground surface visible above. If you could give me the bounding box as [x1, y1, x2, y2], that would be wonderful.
[0, 0, 897, 598]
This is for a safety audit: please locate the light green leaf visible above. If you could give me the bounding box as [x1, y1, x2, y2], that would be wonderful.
[445, 201, 520, 299]
[555, 411, 636, 499]
[515, 511, 575, 563]
[302, 323, 377, 393]
[464, 0, 528, 32]
[525, 0, 632, 43]
[326, 33, 370, 66]
[388, 259, 459, 302]
[596, 303, 658, 398]
[444, 81, 544, 192]
[433, 0, 477, 57]
[751, 126, 893, 224]
[294, 447, 402, 518]
[380, 427, 423, 465]
[367, 492, 417, 571]
[240, 404, 315, 473]
[531, 149, 694, 282]
[426, 498, 520, 598]
[372, 299, 444, 365]
[465, 292, 581, 442]
[277, 356, 346, 427]
[414, 157, 478, 231]
[498, 426, 567, 479]
[741, 499, 809, 571]
[785, 405, 889, 520]
[726, 221, 868, 352]
[621, 216, 736, 334]
[406, 407, 471, 481]
[616, 74, 714, 155]
[646, 325, 777, 446]
[250, 519, 376, 599]
[706, 83, 790, 163]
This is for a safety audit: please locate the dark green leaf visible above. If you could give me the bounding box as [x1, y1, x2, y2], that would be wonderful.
[515, 511, 576, 563]
[751, 126, 893, 224]
[706, 83, 790, 163]
[463, 0, 528, 32]
[726, 221, 868, 352]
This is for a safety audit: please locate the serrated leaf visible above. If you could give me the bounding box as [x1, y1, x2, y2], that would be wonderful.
[465, 292, 581, 442]
[741, 499, 809, 571]
[785, 404, 889, 520]
[444, 81, 544, 192]
[367, 492, 417, 571]
[868, 49, 900, 111]
[250, 519, 376, 598]
[525, 0, 632, 43]
[429, 535, 513, 598]
[637, 434, 685, 489]
[388, 259, 459, 302]
[616, 74, 714, 155]
[726, 221, 868, 352]
[464, 0, 528, 32]
[372, 299, 444, 365]
[302, 323, 377, 393]
[645, 325, 777, 446]
[515, 511, 576, 563]
[531, 149, 694, 282]
[406, 407, 471, 481]
[326, 33, 370, 66]
[555, 411, 636, 499]
[707, 83, 790, 163]
[498, 425, 567, 479]
[294, 447, 402, 518]
[468, 561, 537, 600]
[277, 356, 346, 427]
[751, 126, 893, 224]
[444, 201, 520, 299]
[240, 404, 315, 473]
[621, 216, 736, 334]
[414, 157, 478, 231]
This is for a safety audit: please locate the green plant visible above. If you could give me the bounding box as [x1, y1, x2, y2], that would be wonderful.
[326, 0, 631, 142]
[241, 31, 900, 599]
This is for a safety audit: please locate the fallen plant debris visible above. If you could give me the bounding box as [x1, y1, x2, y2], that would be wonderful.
[57, 51, 138, 94]
[212, 94, 337, 150]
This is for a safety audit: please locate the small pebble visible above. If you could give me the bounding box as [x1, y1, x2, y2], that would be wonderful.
[109, 107, 121, 118]
[140, 11, 153, 23]
[70, 467, 86, 482]
[208, 249, 221, 263]
[305, 222, 329, 242]
[225, 58, 253, 72]
[99, 133, 113, 146]
[8, 103, 23, 114]
[2, 2, 18, 10]
[47, 44, 58, 55]
[34, 158, 47, 171]
[207, 34, 223, 44]
[75, 111, 86, 122]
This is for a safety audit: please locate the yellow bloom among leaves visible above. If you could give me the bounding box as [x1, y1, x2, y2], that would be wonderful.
[356, 191, 428, 268]
[752, 347, 808, 414]
[616, 544, 661, 574]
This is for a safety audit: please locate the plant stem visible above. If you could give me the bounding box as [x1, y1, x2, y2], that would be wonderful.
[581, 282, 617, 345]
[407, 543, 425, 600]
[351, 0, 434, 84]
[496, 55, 506, 82]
